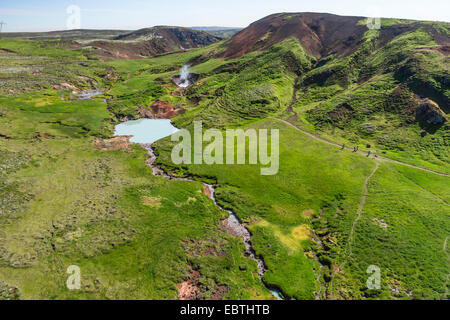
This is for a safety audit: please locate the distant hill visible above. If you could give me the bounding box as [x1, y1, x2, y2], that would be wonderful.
[217, 12, 449, 114]
[88, 26, 221, 58]
[179, 12, 448, 169]
[2, 26, 222, 59]
[221, 12, 449, 58]
[0, 29, 131, 41]
[114, 26, 219, 44]
[191, 27, 243, 38]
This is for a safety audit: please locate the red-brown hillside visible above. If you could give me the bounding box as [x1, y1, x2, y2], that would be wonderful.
[221, 12, 369, 59]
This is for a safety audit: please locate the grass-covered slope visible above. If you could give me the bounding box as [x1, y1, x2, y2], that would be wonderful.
[148, 14, 450, 299]
[0, 91, 273, 300]
[0, 40, 273, 300]
[0, 12, 449, 300]
[286, 22, 450, 173]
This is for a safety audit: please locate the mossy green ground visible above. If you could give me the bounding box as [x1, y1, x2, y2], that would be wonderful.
[0, 93, 272, 300]
[154, 118, 449, 299]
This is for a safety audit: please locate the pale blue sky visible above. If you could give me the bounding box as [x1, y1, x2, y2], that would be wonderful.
[0, 0, 449, 32]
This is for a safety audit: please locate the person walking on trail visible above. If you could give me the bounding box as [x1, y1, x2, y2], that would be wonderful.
[367, 150, 371, 157]
[342, 144, 345, 150]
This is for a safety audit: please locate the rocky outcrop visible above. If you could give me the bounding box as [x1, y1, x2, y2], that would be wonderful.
[415, 99, 447, 125]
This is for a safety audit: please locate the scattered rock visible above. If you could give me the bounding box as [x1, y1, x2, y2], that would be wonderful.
[373, 218, 388, 229]
[390, 285, 401, 294]
[0, 281, 20, 300]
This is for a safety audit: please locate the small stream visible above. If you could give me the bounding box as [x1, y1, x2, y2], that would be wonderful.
[142, 144, 283, 300]
[204, 184, 266, 279]
[310, 243, 325, 300]
[60, 90, 105, 101]
[77, 90, 104, 100]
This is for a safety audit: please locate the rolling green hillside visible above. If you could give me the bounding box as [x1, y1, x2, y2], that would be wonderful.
[0, 12, 449, 300]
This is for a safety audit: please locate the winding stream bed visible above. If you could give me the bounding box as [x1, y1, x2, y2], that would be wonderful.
[77, 90, 104, 100]
[143, 144, 283, 300]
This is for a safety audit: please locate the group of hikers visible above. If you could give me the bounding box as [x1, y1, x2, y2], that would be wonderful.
[341, 144, 377, 158]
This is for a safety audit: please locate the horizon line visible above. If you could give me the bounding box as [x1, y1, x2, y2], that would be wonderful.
[1, 11, 449, 34]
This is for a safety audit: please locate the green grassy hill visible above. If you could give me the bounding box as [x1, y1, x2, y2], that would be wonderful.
[0, 12, 448, 300]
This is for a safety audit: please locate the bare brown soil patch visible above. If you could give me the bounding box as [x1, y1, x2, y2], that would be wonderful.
[332, 263, 344, 274]
[177, 268, 202, 300]
[211, 285, 230, 300]
[94, 136, 133, 151]
[150, 101, 185, 119]
[302, 209, 315, 218]
[177, 265, 229, 300]
[203, 184, 213, 200]
[0, 48, 16, 54]
[137, 106, 154, 118]
[33, 132, 55, 141]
